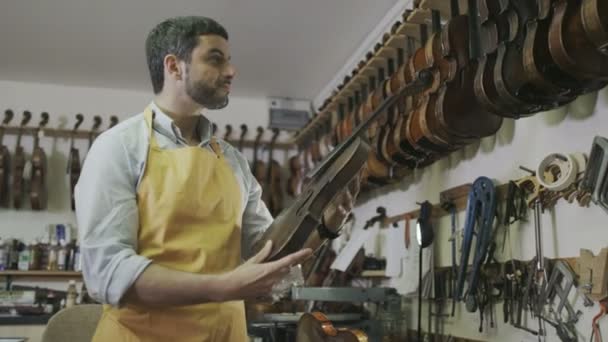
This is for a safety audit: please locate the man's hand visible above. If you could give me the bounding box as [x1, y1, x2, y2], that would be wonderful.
[219, 240, 312, 301]
[322, 173, 360, 232]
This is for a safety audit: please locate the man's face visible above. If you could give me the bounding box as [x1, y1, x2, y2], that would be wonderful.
[185, 35, 236, 110]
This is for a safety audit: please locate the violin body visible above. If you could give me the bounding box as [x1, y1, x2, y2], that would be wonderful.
[251, 137, 369, 261]
[548, 0, 608, 80]
[12, 145, 25, 209]
[581, 0, 608, 54]
[296, 312, 368, 342]
[30, 144, 47, 210]
[0, 144, 9, 208]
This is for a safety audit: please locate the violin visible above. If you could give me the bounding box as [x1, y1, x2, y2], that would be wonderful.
[237, 124, 248, 153]
[296, 312, 368, 342]
[582, 0, 608, 55]
[251, 127, 266, 185]
[0, 110, 13, 207]
[67, 114, 84, 211]
[519, 0, 588, 106]
[30, 112, 49, 211]
[251, 70, 431, 262]
[433, 0, 503, 141]
[473, 0, 521, 116]
[12, 111, 32, 209]
[405, 13, 463, 154]
[262, 128, 283, 216]
[548, 0, 608, 81]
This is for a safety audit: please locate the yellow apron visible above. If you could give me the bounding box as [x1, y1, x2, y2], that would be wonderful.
[92, 108, 248, 342]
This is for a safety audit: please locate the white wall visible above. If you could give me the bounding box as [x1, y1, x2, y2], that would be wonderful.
[349, 86, 608, 341]
[0, 79, 287, 291]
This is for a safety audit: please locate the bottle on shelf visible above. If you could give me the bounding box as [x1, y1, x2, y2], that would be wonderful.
[65, 280, 78, 308]
[28, 239, 41, 271]
[57, 239, 68, 271]
[47, 238, 58, 271]
[18, 242, 30, 271]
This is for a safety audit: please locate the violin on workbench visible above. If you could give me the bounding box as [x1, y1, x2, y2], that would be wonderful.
[296, 312, 368, 342]
[12, 111, 32, 209]
[30, 112, 49, 210]
[0, 110, 13, 208]
[251, 69, 432, 262]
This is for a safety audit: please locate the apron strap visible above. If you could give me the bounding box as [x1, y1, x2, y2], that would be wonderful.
[144, 107, 160, 149]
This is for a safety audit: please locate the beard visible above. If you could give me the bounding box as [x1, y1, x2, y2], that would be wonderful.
[185, 72, 229, 110]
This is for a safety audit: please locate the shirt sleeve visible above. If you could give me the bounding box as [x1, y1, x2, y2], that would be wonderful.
[75, 133, 151, 307]
[240, 169, 274, 260]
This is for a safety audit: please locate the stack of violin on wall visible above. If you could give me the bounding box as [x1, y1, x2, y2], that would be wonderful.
[0, 109, 118, 212]
[293, 0, 607, 192]
[218, 124, 289, 217]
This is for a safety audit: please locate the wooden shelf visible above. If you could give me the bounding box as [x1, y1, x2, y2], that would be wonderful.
[0, 271, 82, 277]
[359, 270, 388, 278]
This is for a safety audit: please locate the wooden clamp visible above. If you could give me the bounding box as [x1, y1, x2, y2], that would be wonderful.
[577, 247, 608, 301]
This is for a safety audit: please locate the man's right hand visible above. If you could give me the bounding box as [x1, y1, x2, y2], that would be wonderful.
[219, 240, 312, 301]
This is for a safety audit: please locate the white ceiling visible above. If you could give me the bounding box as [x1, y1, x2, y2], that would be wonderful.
[0, 0, 400, 100]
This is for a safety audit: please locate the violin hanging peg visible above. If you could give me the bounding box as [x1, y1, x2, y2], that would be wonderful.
[519, 165, 536, 176]
[74, 113, 84, 130]
[3, 109, 14, 125]
[240, 124, 248, 135]
[21, 110, 32, 126]
[92, 116, 102, 131]
[40, 112, 50, 126]
[109, 116, 119, 129]
[38, 112, 50, 138]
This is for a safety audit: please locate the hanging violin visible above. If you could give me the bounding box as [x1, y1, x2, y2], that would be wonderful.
[262, 128, 283, 216]
[251, 127, 266, 187]
[30, 112, 49, 210]
[0, 110, 13, 208]
[12, 111, 32, 209]
[67, 114, 84, 211]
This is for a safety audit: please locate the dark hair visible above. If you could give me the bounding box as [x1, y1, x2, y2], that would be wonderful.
[145, 16, 229, 94]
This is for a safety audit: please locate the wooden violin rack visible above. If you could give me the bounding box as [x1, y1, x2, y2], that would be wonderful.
[1, 125, 295, 150]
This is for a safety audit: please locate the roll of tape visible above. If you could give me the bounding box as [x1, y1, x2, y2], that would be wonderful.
[536, 153, 578, 191]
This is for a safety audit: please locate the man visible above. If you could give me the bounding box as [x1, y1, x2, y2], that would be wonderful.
[75, 16, 356, 342]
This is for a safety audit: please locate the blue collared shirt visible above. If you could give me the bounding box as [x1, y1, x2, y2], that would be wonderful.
[74, 102, 273, 306]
